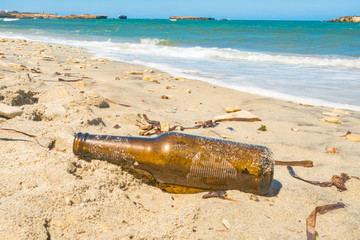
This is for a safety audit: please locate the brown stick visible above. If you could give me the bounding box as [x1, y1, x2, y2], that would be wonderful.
[58, 77, 81, 82]
[275, 160, 313, 167]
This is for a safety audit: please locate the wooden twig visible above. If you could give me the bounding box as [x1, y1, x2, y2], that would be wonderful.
[0, 128, 44, 147]
[275, 160, 313, 167]
[105, 98, 131, 107]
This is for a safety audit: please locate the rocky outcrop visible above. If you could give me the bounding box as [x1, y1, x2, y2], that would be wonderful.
[169, 16, 215, 20]
[118, 15, 127, 19]
[327, 16, 360, 23]
[0, 11, 107, 19]
[64, 14, 107, 19]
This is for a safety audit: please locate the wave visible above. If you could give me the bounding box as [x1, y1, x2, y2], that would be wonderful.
[1, 32, 359, 111]
[0, 32, 359, 69]
[139, 38, 174, 46]
[92, 41, 360, 69]
[2, 18, 20, 21]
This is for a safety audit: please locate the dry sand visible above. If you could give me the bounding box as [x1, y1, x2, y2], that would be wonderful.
[0, 38, 359, 240]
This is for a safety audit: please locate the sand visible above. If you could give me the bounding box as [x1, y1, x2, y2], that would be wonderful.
[0, 38, 359, 240]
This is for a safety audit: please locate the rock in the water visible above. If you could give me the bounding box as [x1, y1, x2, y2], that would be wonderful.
[0, 103, 24, 118]
[327, 16, 360, 23]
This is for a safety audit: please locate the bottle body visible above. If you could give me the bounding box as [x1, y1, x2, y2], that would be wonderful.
[73, 132, 274, 195]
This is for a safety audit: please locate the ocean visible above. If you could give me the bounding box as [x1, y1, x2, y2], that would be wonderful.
[1, 18, 359, 110]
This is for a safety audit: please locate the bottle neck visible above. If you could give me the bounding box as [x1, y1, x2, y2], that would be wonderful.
[73, 132, 156, 161]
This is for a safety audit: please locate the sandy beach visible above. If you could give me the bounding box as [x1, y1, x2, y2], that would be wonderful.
[0, 38, 359, 239]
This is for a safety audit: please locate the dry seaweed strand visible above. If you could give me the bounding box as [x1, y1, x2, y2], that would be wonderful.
[209, 130, 236, 141]
[287, 166, 351, 191]
[306, 202, 345, 240]
[0, 128, 43, 147]
[105, 98, 131, 107]
[180, 120, 218, 131]
[202, 191, 237, 202]
[57, 77, 81, 82]
[275, 160, 313, 167]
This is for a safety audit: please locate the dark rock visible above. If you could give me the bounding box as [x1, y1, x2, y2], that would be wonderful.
[169, 16, 215, 20]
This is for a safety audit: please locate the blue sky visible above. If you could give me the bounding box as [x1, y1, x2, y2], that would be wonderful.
[1, 0, 359, 20]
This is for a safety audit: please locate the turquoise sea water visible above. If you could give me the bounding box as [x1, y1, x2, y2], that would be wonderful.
[1, 18, 359, 110]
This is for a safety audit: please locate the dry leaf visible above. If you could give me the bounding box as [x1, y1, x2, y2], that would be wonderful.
[306, 202, 345, 240]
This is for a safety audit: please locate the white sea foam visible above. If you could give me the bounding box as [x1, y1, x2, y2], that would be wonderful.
[1, 32, 358, 69]
[1, 32, 359, 111]
[2, 18, 20, 21]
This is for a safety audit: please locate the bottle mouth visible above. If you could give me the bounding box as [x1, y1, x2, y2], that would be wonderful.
[73, 132, 89, 157]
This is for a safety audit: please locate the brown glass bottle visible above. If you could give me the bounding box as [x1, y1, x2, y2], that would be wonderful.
[73, 132, 274, 195]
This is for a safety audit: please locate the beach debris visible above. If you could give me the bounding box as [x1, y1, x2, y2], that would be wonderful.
[185, 89, 192, 94]
[322, 111, 339, 117]
[164, 108, 177, 113]
[115, 77, 120, 80]
[161, 95, 172, 99]
[319, 117, 341, 124]
[300, 103, 314, 107]
[136, 114, 178, 135]
[0, 128, 43, 147]
[41, 56, 54, 61]
[160, 123, 170, 132]
[113, 124, 121, 129]
[227, 127, 235, 131]
[287, 166, 352, 191]
[126, 71, 143, 75]
[257, 125, 267, 131]
[58, 77, 81, 82]
[31, 68, 42, 73]
[249, 194, 259, 202]
[9, 63, 28, 71]
[165, 85, 172, 90]
[306, 202, 345, 240]
[143, 76, 159, 83]
[344, 131, 360, 142]
[326, 147, 340, 153]
[209, 130, 236, 141]
[275, 160, 313, 168]
[222, 219, 231, 230]
[76, 81, 86, 87]
[225, 106, 241, 113]
[180, 120, 218, 131]
[105, 98, 131, 107]
[0, 103, 24, 118]
[214, 111, 261, 122]
[202, 191, 237, 202]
